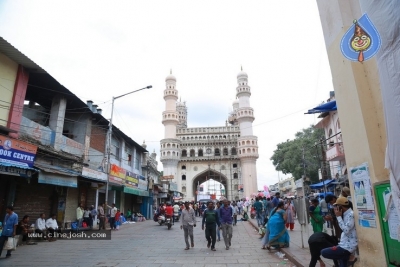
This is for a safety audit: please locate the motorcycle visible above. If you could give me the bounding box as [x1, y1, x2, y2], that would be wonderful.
[250, 207, 256, 219]
[158, 214, 166, 226]
[173, 212, 180, 222]
[165, 216, 172, 230]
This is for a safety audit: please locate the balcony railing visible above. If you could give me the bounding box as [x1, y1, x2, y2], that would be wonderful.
[326, 143, 345, 161]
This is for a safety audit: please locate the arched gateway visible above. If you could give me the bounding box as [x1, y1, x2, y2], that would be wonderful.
[192, 169, 228, 202]
[160, 71, 259, 201]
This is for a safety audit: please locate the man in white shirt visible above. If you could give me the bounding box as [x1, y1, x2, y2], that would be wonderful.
[180, 201, 196, 250]
[45, 214, 60, 242]
[35, 213, 47, 240]
[107, 203, 117, 230]
[76, 204, 83, 228]
[173, 202, 180, 224]
[321, 197, 358, 266]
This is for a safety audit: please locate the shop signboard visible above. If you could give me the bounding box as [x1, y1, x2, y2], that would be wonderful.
[0, 165, 34, 178]
[169, 182, 178, 192]
[0, 135, 37, 168]
[82, 167, 107, 182]
[38, 173, 78, 188]
[109, 175, 124, 185]
[110, 164, 126, 179]
[138, 175, 148, 190]
[161, 175, 174, 180]
[125, 171, 139, 188]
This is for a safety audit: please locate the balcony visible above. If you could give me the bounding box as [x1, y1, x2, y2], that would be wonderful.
[326, 143, 345, 161]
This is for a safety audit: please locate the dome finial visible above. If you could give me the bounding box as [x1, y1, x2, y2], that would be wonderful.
[241, 65, 243, 71]
[170, 69, 172, 74]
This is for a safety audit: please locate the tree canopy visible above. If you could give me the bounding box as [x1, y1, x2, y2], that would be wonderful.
[270, 126, 325, 182]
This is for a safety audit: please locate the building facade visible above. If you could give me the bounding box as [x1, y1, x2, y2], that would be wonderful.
[160, 71, 259, 201]
[316, 1, 399, 265]
[0, 37, 155, 227]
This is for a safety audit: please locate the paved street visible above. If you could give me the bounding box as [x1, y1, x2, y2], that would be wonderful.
[1, 217, 294, 267]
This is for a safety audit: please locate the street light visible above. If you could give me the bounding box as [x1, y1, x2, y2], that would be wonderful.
[104, 85, 152, 216]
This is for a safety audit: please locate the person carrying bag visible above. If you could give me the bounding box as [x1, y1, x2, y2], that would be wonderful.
[0, 206, 19, 258]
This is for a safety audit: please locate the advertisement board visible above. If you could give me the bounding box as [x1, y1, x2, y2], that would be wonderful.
[0, 135, 37, 168]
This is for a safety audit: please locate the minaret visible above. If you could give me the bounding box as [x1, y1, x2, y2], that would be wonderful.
[236, 70, 259, 197]
[160, 72, 180, 183]
[176, 98, 188, 129]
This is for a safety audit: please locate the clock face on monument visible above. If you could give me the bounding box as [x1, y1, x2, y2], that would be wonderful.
[206, 148, 212, 154]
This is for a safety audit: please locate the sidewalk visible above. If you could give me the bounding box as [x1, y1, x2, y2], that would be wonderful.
[248, 217, 312, 267]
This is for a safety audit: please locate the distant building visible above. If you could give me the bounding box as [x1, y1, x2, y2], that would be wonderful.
[160, 71, 259, 201]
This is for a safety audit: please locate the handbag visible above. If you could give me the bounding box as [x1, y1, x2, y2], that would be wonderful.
[3, 236, 18, 251]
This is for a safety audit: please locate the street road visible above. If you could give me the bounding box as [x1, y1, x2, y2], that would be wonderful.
[1, 218, 294, 267]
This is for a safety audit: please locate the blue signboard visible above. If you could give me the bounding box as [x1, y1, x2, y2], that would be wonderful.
[0, 135, 37, 168]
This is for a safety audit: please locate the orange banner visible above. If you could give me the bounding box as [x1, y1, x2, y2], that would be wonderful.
[110, 164, 126, 179]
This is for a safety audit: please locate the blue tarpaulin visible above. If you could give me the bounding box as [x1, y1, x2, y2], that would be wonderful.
[305, 101, 337, 114]
[309, 179, 335, 189]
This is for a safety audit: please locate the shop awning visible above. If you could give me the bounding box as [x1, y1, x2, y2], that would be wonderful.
[309, 179, 335, 189]
[305, 101, 337, 114]
[123, 187, 149, 197]
[34, 162, 80, 176]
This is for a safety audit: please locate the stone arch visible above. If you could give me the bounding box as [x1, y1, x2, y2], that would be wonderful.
[192, 169, 228, 202]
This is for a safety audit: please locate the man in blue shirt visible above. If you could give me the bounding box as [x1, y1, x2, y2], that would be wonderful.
[0, 206, 18, 258]
[219, 200, 233, 250]
[272, 192, 281, 207]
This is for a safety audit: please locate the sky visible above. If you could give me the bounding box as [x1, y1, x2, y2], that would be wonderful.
[0, 0, 333, 189]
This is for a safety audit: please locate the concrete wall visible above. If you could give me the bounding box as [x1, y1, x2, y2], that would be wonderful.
[316, 0, 388, 265]
[0, 52, 18, 127]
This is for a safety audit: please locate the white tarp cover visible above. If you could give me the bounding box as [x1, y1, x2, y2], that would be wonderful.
[361, 0, 400, 221]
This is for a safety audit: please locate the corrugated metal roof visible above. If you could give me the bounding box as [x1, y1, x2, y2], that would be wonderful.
[0, 37, 46, 73]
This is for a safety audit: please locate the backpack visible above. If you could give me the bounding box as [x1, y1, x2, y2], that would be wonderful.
[204, 210, 216, 224]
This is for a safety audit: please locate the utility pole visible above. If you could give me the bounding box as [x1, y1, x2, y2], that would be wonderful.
[104, 85, 152, 219]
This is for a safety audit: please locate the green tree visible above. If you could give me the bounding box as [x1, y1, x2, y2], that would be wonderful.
[270, 126, 325, 182]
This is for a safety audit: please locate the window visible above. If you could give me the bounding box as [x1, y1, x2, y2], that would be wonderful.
[190, 149, 195, 157]
[134, 150, 140, 169]
[182, 186, 186, 192]
[125, 146, 133, 165]
[215, 148, 220, 156]
[182, 165, 186, 170]
[223, 148, 228, 155]
[233, 173, 238, 179]
[111, 137, 120, 160]
[231, 147, 237, 155]
[198, 149, 203, 157]
[233, 163, 237, 168]
[234, 184, 238, 190]
[182, 175, 186, 180]
[182, 150, 187, 157]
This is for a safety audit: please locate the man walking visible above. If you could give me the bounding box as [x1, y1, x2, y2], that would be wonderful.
[219, 200, 233, 250]
[202, 201, 220, 251]
[253, 197, 264, 227]
[0, 206, 18, 258]
[98, 203, 105, 230]
[215, 202, 222, 241]
[180, 201, 196, 250]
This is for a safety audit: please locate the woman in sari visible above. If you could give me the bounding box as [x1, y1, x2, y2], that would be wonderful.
[266, 201, 290, 250]
[285, 200, 296, 231]
[309, 198, 324, 233]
